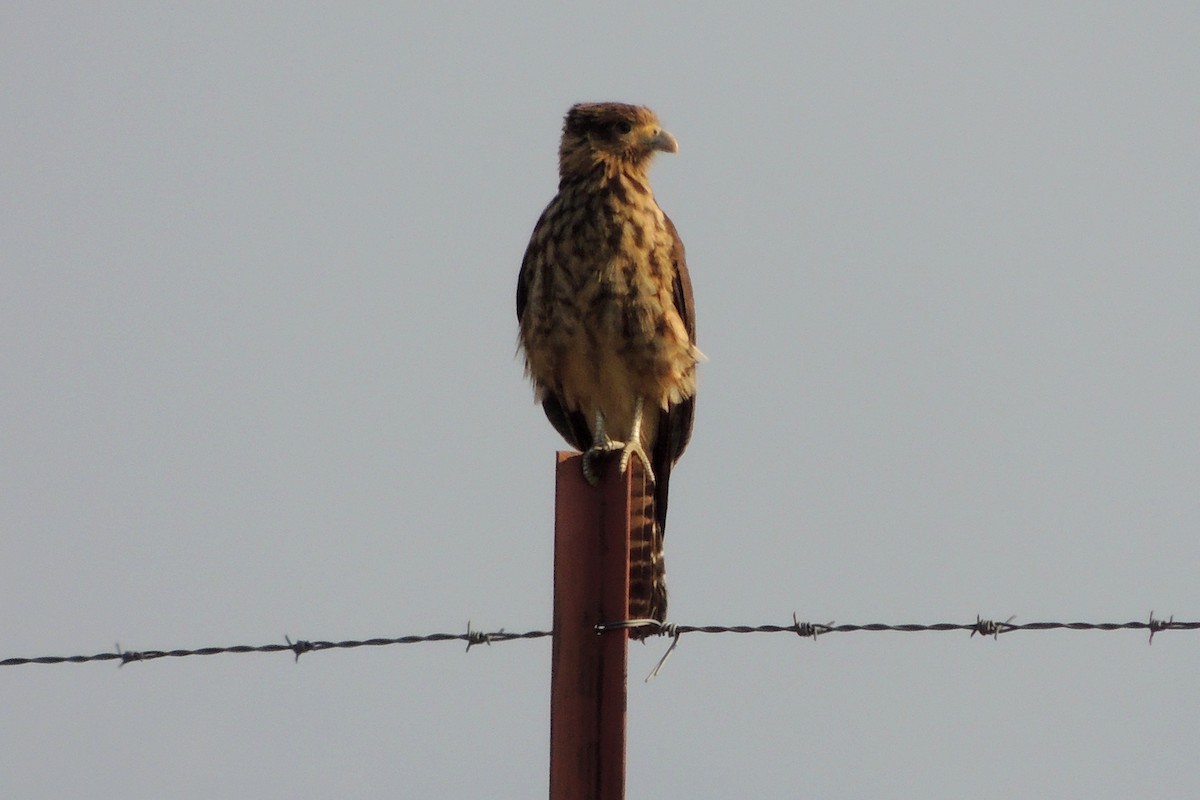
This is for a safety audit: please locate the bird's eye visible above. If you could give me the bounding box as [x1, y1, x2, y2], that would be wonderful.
[615, 120, 633, 135]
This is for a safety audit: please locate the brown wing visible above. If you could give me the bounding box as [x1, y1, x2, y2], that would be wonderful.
[516, 227, 592, 452]
[649, 212, 696, 536]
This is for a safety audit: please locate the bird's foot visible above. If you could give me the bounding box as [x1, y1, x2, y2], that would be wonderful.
[618, 439, 655, 484]
[581, 399, 655, 485]
[582, 439, 622, 486]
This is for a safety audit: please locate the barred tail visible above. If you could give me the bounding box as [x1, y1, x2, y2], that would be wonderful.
[627, 458, 666, 640]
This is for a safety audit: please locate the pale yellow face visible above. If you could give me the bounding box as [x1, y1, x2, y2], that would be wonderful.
[586, 109, 677, 162]
[560, 103, 678, 174]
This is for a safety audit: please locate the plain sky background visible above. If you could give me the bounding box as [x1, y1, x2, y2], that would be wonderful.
[4, 3, 1199, 798]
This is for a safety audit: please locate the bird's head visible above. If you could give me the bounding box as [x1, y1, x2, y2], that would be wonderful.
[558, 102, 678, 181]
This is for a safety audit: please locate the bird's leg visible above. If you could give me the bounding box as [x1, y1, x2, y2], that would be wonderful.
[582, 410, 619, 486]
[617, 397, 656, 484]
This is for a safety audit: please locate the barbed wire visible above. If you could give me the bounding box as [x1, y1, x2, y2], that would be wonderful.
[598, 611, 1196, 642]
[0, 622, 551, 668]
[597, 612, 1197, 680]
[4, 611, 1194, 670]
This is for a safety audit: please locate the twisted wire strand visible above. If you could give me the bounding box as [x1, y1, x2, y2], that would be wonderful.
[1, 625, 552, 668]
[601, 611, 1195, 644]
[4, 613, 1193, 669]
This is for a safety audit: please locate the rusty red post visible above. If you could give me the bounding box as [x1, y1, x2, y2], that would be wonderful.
[548, 452, 631, 800]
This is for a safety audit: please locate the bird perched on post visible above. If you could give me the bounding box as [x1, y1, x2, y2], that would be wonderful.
[516, 103, 701, 636]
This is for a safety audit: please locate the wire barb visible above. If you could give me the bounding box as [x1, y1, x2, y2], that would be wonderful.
[971, 615, 1017, 639]
[464, 621, 495, 652]
[791, 613, 834, 640]
[645, 625, 682, 682]
[1147, 611, 1173, 645]
[285, 636, 314, 663]
[116, 643, 147, 668]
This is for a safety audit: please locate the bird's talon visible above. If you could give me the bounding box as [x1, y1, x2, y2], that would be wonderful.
[582, 438, 621, 486]
[618, 441, 655, 484]
[581, 449, 603, 486]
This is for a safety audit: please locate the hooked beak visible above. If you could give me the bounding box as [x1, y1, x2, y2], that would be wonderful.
[648, 128, 679, 154]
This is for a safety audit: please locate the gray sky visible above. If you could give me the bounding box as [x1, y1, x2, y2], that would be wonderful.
[4, 3, 1199, 798]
